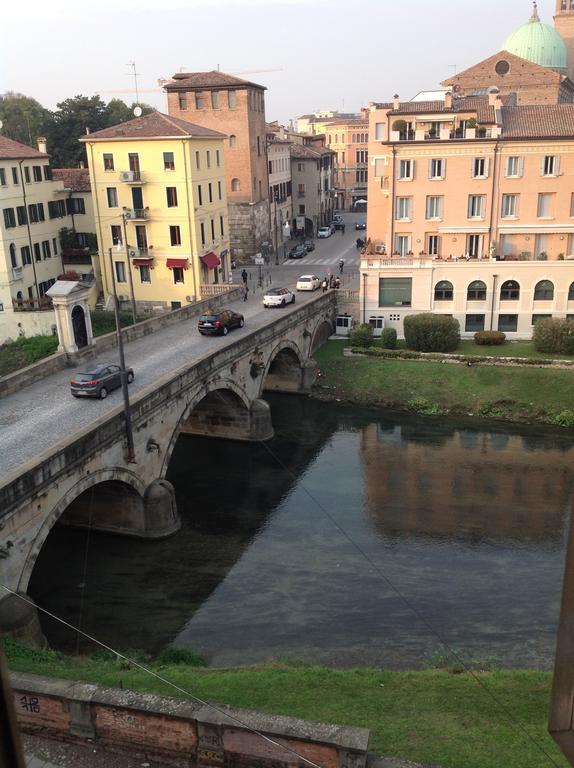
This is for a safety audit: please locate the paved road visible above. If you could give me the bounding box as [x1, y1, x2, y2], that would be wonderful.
[0, 216, 360, 483]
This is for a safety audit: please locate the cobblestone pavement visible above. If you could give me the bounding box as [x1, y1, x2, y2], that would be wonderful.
[23, 733, 175, 767]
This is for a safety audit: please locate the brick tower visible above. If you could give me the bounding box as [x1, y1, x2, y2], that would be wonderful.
[555, 0, 574, 82]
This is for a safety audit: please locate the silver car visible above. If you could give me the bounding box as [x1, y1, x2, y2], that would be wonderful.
[70, 364, 134, 399]
[263, 287, 296, 307]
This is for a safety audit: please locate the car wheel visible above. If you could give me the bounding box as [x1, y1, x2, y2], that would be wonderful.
[281, 299, 286, 307]
[127, 372, 134, 384]
[223, 326, 229, 335]
[239, 318, 244, 327]
[291, 294, 296, 304]
[99, 387, 108, 400]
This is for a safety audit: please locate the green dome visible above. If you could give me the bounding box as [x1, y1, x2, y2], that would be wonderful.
[502, 4, 567, 71]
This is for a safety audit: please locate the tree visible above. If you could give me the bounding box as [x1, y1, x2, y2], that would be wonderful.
[0, 92, 54, 148]
[47, 95, 110, 167]
[105, 99, 154, 126]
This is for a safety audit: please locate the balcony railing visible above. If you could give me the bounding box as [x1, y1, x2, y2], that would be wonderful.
[13, 296, 53, 312]
[62, 250, 92, 265]
[11, 266, 23, 280]
[119, 170, 145, 183]
[124, 208, 149, 221]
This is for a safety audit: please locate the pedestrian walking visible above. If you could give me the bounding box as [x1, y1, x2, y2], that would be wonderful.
[322, 278, 328, 292]
[243, 284, 249, 301]
[228, 272, 234, 284]
[241, 268, 248, 284]
[338, 259, 344, 274]
[335, 276, 341, 289]
[329, 274, 334, 288]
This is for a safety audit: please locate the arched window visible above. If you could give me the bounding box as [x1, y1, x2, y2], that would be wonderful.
[229, 134, 237, 148]
[9, 243, 17, 268]
[231, 178, 240, 192]
[500, 280, 520, 300]
[467, 280, 486, 301]
[434, 280, 453, 300]
[569, 282, 574, 300]
[534, 280, 554, 300]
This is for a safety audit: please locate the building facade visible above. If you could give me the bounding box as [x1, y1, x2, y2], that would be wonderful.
[82, 111, 230, 313]
[267, 136, 292, 254]
[290, 144, 335, 236]
[322, 116, 369, 212]
[165, 71, 269, 262]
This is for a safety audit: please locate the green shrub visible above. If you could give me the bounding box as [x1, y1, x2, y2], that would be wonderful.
[90, 310, 136, 337]
[549, 410, 574, 428]
[474, 331, 506, 346]
[533, 318, 574, 356]
[10, 335, 59, 361]
[392, 119, 407, 132]
[157, 647, 208, 667]
[404, 314, 460, 353]
[378, 327, 397, 350]
[349, 323, 374, 348]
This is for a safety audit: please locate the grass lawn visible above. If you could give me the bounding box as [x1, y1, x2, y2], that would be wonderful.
[314, 341, 574, 424]
[456, 340, 574, 360]
[0, 335, 59, 377]
[4, 639, 566, 768]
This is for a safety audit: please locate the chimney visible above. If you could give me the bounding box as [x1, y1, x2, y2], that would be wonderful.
[393, 94, 400, 111]
[37, 136, 47, 154]
[444, 91, 453, 110]
[488, 87, 500, 107]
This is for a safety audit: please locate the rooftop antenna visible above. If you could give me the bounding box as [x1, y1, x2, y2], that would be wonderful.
[127, 61, 142, 115]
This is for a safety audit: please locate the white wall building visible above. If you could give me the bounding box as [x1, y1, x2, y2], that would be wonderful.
[267, 137, 293, 252]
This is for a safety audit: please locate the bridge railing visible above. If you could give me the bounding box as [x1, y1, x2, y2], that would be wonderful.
[200, 284, 235, 297]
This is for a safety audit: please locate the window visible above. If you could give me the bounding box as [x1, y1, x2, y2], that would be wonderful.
[467, 280, 487, 301]
[52, 238, 58, 255]
[534, 280, 554, 300]
[3, 208, 15, 228]
[139, 264, 151, 283]
[501, 194, 518, 218]
[0, 169, 5, 186]
[33, 165, 42, 182]
[537, 193, 554, 218]
[173, 267, 184, 284]
[195, 93, 204, 109]
[220, 215, 224, 237]
[211, 91, 219, 109]
[43, 165, 52, 180]
[375, 122, 385, 140]
[163, 152, 175, 171]
[228, 90, 237, 108]
[394, 235, 411, 257]
[207, 150, 211, 168]
[170, 225, 181, 246]
[356, 170, 367, 183]
[111, 225, 122, 246]
[257, 137, 261, 157]
[398, 159, 413, 180]
[106, 187, 118, 207]
[532, 314, 552, 325]
[197, 185, 203, 205]
[505, 156, 522, 177]
[434, 280, 453, 301]
[34, 243, 41, 261]
[115, 261, 126, 283]
[426, 196, 443, 220]
[542, 155, 559, 176]
[356, 150, 367, 163]
[9, 243, 16, 267]
[500, 280, 520, 300]
[472, 157, 489, 178]
[21, 246, 31, 265]
[17, 206, 27, 225]
[24, 167, 30, 183]
[48, 200, 66, 218]
[178, 94, 187, 110]
[498, 314, 518, 332]
[229, 134, 237, 148]
[200, 222, 206, 246]
[298, 204, 305, 215]
[395, 197, 412, 220]
[231, 178, 240, 192]
[41, 240, 51, 259]
[379, 277, 412, 306]
[468, 195, 485, 218]
[12, 167, 18, 184]
[208, 182, 213, 203]
[166, 187, 178, 207]
[465, 314, 485, 332]
[427, 234, 440, 255]
[67, 198, 85, 215]
[103, 153, 114, 171]
[210, 218, 215, 241]
[28, 204, 39, 223]
[429, 158, 445, 179]
[216, 150, 221, 167]
[218, 180, 222, 200]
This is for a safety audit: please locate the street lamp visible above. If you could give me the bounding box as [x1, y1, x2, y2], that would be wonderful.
[274, 190, 279, 265]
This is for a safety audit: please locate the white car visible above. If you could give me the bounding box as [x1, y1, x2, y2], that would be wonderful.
[318, 226, 331, 238]
[296, 275, 321, 292]
[263, 287, 296, 307]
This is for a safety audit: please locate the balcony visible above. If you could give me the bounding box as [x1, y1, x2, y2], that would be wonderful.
[119, 170, 146, 183]
[12, 296, 53, 312]
[11, 266, 23, 281]
[62, 248, 92, 265]
[127, 246, 152, 258]
[123, 208, 149, 221]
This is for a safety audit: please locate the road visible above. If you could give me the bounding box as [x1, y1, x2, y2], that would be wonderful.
[0, 215, 361, 483]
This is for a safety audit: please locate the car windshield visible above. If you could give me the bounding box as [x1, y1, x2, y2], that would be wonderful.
[199, 315, 218, 322]
[267, 289, 281, 295]
[74, 372, 98, 381]
[299, 277, 311, 282]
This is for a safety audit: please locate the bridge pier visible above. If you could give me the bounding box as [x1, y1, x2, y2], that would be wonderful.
[180, 395, 273, 442]
[301, 360, 319, 392]
[0, 592, 45, 648]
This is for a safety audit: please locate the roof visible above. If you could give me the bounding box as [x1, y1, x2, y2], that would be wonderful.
[389, 94, 515, 124]
[52, 168, 91, 192]
[290, 144, 335, 160]
[80, 111, 226, 141]
[320, 117, 367, 127]
[0, 136, 47, 160]
[502, 5, 567, 71]
[500, 104, 574, 137]
[164, 70, 265, 91]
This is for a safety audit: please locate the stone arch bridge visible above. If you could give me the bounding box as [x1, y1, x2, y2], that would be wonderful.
[0, 293, 336, 643]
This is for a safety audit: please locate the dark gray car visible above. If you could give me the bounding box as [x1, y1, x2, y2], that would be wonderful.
[70, 364, 134, 399]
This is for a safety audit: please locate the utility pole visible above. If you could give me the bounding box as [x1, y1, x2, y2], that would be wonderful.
[274, 190, 279, 265]
[121, 213, 138, 325]
[108, 248, 136, 463]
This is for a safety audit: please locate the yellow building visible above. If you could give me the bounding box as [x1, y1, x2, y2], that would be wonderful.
[81, 111, 230, 312]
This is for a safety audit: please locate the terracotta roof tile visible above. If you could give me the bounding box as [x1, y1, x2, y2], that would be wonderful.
[388, 95, 515, 125]
[79, 111, 226, 141]
[290, 144, 335, 159]
[0, 136, 47, 160]
[501, 104, 574, 137]
[165, 70, 265, 90]
[52, 168, 91, 192]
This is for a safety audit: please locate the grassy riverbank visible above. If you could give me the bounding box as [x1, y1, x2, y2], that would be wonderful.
[4, 639, 566, 768]
[313, 341, 574, 425]
[0, 335, 59, 377]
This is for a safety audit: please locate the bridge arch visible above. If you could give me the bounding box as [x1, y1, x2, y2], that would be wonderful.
[309, 316, 334, 353]
[261, 340, 306, 394]
[19, 468, 146, 595]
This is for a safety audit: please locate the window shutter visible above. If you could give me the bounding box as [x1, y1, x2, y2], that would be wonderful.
[374, 158, 385, 177]
[540, 156, 546, 176]
[518, 156, 524, 177]
[411, 160, 416, 180]
[471, 158, 476, 177]
[438, 197, 444, 219]
[555, 156, 561, 176]
[484, 157, 490, 178]
[441, 159, 446, 179]
[428, 159, 433, 179]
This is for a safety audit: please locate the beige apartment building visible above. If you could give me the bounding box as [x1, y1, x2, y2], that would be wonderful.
[290, 143, 336, 236]
[164, 71, 269, 262]
[267, 135, 292, 253]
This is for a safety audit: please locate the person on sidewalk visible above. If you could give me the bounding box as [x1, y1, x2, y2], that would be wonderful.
[241, 269, 248, 285]
[322, 278, 328, 292]
[243, 284, 249, 301]
[338, 259, 344, 274]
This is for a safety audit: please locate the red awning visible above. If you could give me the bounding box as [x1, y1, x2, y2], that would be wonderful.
[166, 258, 188, 269]
[201, 252, 221, 269]
[133, 258, 153, 267]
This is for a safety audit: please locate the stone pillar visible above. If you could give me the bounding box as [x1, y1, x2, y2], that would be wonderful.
[46, 280, 95, 357]
[142, 480, 181, 539]
[0, 592, 46, 648]
[249, 398, 274, 441]
[301, 360, 319, 392]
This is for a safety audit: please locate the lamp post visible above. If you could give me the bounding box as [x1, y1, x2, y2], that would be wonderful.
[109, 247, 136, 464]
[121, 212, 138, 325]
[274, 190, 279, 266]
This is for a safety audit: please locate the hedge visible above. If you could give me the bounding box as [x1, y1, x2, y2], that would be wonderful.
[349, 323, 374, 348]
[533, 318, 574, 356]
[474, 331, 506, 346]
[404, 314, 460, 353]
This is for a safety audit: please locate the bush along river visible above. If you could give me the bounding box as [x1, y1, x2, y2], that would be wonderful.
[29, 394, 574, 669]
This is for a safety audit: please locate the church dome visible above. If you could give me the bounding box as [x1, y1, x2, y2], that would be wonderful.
[502, 3, 567, 71]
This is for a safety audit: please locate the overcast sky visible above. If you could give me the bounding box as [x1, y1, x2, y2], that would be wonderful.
[0, 0, 555, 124]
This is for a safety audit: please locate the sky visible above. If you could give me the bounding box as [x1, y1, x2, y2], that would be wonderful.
[0, 0, 558, 125]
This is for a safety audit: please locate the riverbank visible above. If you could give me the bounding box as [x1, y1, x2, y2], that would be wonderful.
[313, 340, 574, 426]
[4, 639, 566, 768]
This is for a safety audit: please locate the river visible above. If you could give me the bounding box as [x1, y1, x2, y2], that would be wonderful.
[29, 394, 574, 669]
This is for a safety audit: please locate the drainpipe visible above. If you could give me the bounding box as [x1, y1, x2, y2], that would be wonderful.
[389, 144, 397, 254]
[182, 140, 202, 300]
[362, 272, 367, 324]
[18, 160, 40, 301]
[489, 273, 498, 331]
[88, 141, 110, 301]
[488, 140, 500, 257]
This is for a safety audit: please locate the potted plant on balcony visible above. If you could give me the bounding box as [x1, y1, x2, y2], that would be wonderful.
[537, 251, 548, 260]
[466, 117, 477, 139]
[392, 119, 408, 141]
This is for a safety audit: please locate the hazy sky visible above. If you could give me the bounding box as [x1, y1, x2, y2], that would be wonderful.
[1, 0, 556, 124]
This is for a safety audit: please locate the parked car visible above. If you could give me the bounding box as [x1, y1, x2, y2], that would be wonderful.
[198, 310, 244, 336]
[303, 239, 315, 252]
[70, 364, 134, 399]
[288, 244, 307, 259]
[355, 221, 366, 230]
[263, 287, 296, 307]
[296, 275, 321, 292]
[318, 226, 332, 238]
[332, 220, 345, 230]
